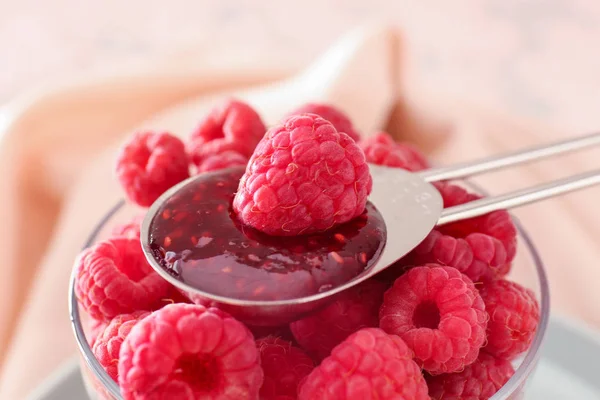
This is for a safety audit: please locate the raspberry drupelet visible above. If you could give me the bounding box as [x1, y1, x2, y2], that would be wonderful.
[480, 279, 540, 360]
[288, 103, 361, 142]
[426, 352, 515, 400]
[118, 304, 263, 400]
[290, 279, 386, 362]
[74, 237, 171, 321]
[359, 132, 430, 171]
[92, 311, 150, 381]
[379, 264, 487, 375]
[187, 99, 266, 168]
[233, 113, 372, 236]
[116, 131, 190, 207]
[257, 336, 314, 400]
[409, 182, 517, 282]
[298, 328, 429, 400]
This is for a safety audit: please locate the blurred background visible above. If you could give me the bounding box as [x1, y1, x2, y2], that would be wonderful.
[2, 1, 600, 399]
[2, 0, 600, 131]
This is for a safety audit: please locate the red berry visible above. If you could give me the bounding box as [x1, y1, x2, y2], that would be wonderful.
[188, 99, 266, 167]
[409, 182, 517, 282]
[116, 131, 190, 207]
[358, 132, 430, 171]
[247, 324, 294, 342]
[257, 336, 314, 400]
[111, 214, 145, 239]
[480, 279, 540, 360]
[288, 103, 361, 142]
[196, 150, 248, 174]
[426, 352, 515, 400]
[298, 328, 429, 400]
[290, 280, 386, 361]
[379, 264, 487, 375]
[233, 113, 372, 236]
[92, 311, 150, 381]
[85, 318, 107, 349]
[118, 304, 263, 400]
[74, 237, 171, 321]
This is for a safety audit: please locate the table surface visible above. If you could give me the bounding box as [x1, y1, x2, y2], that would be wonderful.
[1, 0, 599, 132]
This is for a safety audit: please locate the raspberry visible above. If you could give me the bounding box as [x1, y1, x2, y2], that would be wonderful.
[298, 328, 428, 400]
[92, 311, 150, 381]
[188, 99, 266, 167]
[233, 114, 372, 236]
[118, 304, 263, 400]
[409, 182, 517, 282]
[111, 214, 145, 239]
[288, 103, 361, 142]
[358, 132, 429, 171]
[257, 336, 314, 400]
[480, 279, 540, 359]
[290, 280, 386, 361]
[426, 352, 515, 400]
[116, 131, 190, 207]
[85, 318, 107, 348]
[247, 324, 294, 342]
[379, 264, 487, 375]
[196, 150, 248, 174]
[74, 237, 171, 321]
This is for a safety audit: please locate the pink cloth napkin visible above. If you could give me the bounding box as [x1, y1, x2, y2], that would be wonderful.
[0, 25, 598, 399]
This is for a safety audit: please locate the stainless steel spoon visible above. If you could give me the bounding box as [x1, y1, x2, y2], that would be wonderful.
[141, 131, 600, 325]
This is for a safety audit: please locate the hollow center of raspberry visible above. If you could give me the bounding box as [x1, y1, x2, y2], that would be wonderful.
[413, 301, 441, 329]
[147, 167, 386, 301]
[173, 353, 221, 393]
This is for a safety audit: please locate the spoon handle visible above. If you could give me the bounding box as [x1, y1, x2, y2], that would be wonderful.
[418, 131, 600, 182]
[437, 169, 600, 225]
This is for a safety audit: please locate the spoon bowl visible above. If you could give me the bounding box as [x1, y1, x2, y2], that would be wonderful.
[140, 164, 443, 325]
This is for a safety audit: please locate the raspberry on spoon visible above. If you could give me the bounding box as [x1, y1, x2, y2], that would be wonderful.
[233, 113, 372, 236]
[379, 264, 487, 375]
[288, 103, 361, 142]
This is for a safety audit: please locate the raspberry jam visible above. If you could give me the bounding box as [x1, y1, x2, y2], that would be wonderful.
[148, 167, 386, 301]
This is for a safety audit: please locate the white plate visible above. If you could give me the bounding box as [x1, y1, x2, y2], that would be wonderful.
[28, 316, 600, 400]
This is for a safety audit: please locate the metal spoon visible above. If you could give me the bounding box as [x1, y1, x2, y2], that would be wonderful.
[141, 131, 600, 325]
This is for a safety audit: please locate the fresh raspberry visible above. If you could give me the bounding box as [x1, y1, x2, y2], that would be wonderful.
[358, 132, 430, 171]
[118, 304, 263, 400]
[298, 328, 428, 400]
[409, 182, 517, 282]
[111, 214, 145, 239]
[247, 324, 294, 342]
[92, 311, 150, 381]
[85, 318, 107, 348]
[426, 352, 515, 400]
[233, 114, 372, 236]
[196, 150, 248, 174]
[480, 279, 540, 360]
[74, 237, 171, 321]
[257, 336, 314, 400]
[379, 264, 487, 375]
[116, 131, 190, 207]
[290, 279, 386, 361]
[288, 103, 361, 142]
[188, 99, 266, 167]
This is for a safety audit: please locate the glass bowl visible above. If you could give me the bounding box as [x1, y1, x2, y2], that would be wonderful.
[69, 185, 550, 400]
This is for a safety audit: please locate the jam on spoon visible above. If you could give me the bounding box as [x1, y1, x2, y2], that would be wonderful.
[148, 166, 387, 301]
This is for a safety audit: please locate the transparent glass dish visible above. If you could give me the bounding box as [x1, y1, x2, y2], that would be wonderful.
[69, 189, 550, 400]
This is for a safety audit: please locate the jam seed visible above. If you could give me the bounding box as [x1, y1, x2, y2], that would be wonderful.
[162, 209, 172, 219]
[164, 236, 172, 247]
[190, 236, 198, 246]
[333, 233, 346, 244]
[173, 211, 188, 222]
[359, 252, 368, 264]
[222, 266, 232, 273]
[330, 251, 344, 264]
[216, 204, 226, 212]
[253, 285, 266, 295]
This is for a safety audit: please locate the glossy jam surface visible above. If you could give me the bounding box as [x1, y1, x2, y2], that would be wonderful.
[148, 167, 386, 301]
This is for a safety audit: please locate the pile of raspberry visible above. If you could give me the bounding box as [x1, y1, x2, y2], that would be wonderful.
[74, 99, 540, 399]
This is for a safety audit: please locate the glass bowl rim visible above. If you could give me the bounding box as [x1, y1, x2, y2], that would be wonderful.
[69, 191, 550, 400]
